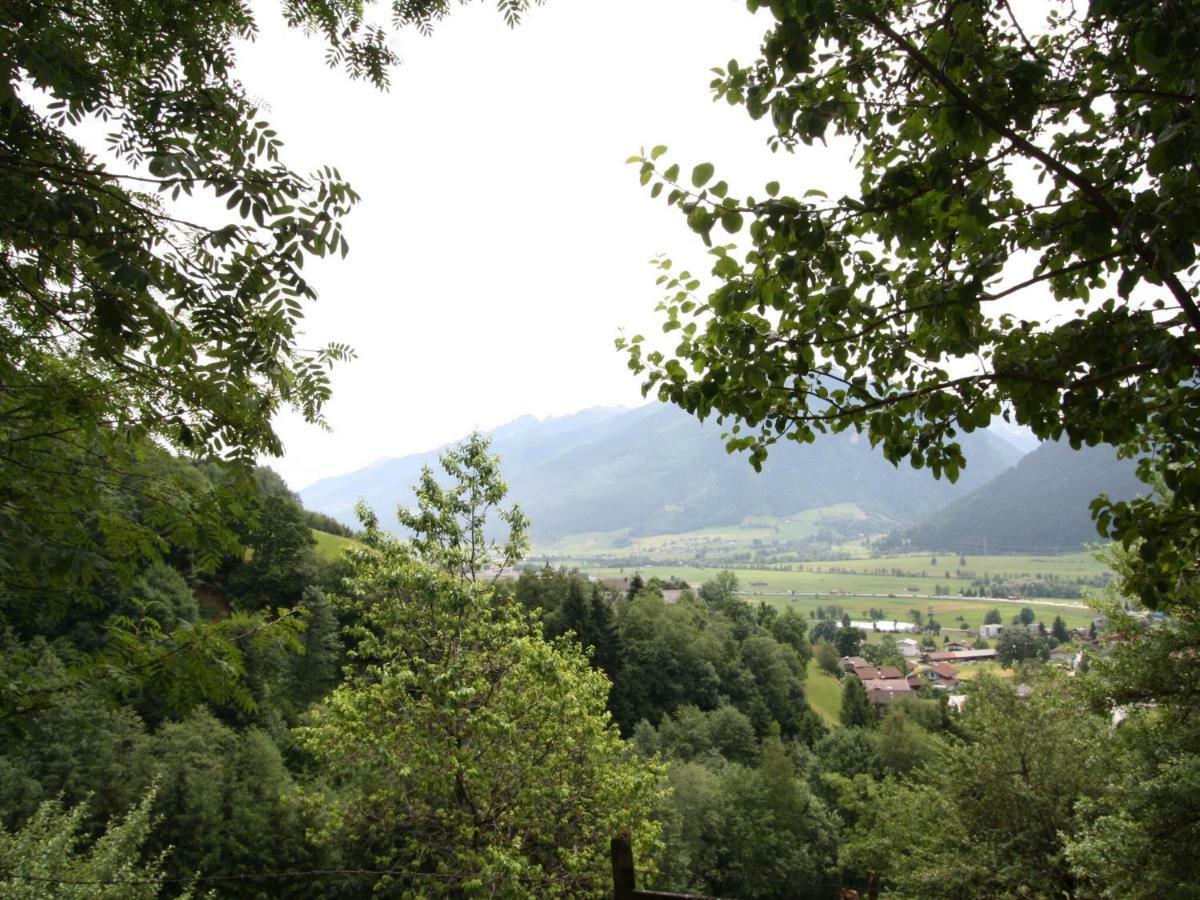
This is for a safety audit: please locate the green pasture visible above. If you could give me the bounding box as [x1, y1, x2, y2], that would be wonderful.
[804, 659, 843, 728]
[580, 551, 1106, 598]
[811, 550, 1106, 581]
[756, 592, 1096, 632]
[312, 529, 357, 562]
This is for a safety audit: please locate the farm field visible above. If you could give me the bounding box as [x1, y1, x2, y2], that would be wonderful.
[579, 551, 1105, 589]
[812, 550, 1104, 580]
[754, 591, 1095, 632]
[582, 562, 1100, 632]
[537, 505, 885, 559]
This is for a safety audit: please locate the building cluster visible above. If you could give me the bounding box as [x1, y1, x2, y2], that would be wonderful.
[840, 642, 1000, 707]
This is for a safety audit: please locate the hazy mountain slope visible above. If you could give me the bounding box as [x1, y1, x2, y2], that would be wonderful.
[898, 440, 1145, 554]
[301, 404, 1023, 541]
[299, 406, 632, 519]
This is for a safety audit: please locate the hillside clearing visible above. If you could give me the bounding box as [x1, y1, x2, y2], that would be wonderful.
[805, 659, 843, 728]
[312, 529, 357, 562]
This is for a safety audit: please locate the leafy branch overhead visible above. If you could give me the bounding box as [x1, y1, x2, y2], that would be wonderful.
[0, 0, 541, 726]
[3, 0, 543, 472]
[620, 0, 1200, 608]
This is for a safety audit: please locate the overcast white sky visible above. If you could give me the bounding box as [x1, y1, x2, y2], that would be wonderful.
[236, 0, 863, 489]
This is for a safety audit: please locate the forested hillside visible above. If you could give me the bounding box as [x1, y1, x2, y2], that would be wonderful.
[892, 441, 1145, 554]
[0, 439, 669, 896]
[302, 403, 1023, 541]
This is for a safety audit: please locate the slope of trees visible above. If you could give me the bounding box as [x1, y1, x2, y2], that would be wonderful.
[894, 440, 1144, 554]
[514, 567, 824, 745]
[0, 438, 673, 897]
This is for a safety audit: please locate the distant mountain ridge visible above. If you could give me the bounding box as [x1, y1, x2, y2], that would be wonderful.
[895, 439, 1145, 554]
[300, 403, 1024, 542]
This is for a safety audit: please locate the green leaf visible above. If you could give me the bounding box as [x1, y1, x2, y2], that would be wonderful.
[691, 163, 715, 188]
[720, 210, 744, 234]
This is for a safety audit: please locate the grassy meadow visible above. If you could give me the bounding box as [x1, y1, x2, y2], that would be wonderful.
[804, 658, 843, 727]
[312, 529, 357, 562]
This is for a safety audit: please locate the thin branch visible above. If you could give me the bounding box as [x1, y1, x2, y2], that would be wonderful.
[861, 10, 1200, 331]
[983, 252, 1122, 301]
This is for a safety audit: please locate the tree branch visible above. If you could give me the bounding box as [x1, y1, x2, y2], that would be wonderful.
[861, 11, 1200, 331]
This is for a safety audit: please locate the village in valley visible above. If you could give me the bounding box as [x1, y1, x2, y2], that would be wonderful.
[537, 564, 1117, 727]
[833, 626, 1088, 712]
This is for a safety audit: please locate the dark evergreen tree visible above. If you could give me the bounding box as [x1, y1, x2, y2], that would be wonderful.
[627, 573, 645, 600]
[841, 677, 873, 728]
[227, 494, 318, 609]
[835, 627, 864, 659]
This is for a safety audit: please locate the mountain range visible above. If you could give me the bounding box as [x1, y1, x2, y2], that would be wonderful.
[300, 403, 1027, 543]
[892, 439, 1144, 554]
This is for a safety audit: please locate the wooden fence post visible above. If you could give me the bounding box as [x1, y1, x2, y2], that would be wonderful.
[611, 831, 636, 900]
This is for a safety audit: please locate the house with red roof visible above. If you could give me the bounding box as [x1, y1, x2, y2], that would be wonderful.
[927, 663, 959, 689]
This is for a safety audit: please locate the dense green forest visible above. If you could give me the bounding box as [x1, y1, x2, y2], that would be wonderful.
[4, 434, 1198, 897]
[4, 0, 1200, 897]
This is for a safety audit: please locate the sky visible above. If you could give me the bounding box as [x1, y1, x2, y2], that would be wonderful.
[235, 0, 861, 489]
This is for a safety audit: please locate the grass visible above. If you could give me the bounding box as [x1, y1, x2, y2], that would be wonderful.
[582, 553, 1106, 597]
[756, 592, 1098, 632]
[535, 513, 1115, 574]
[810, 550, 1104, 580]
[805, 658, 843, 728]
[312, 529, 357, 562]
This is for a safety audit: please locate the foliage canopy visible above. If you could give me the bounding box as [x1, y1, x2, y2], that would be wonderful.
[298, 436, 661, 896]
[622, 0, 1200, 609]
[0, 0, 539, 724]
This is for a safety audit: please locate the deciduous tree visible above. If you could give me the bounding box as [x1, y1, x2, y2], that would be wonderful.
[996, 624, 1050, 666]
[0, 790, 173, 900]
[298, 436, 661, 896]
[622, 0, 1200, 613]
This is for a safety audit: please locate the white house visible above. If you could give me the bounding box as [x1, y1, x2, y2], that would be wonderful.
[896, 638, 920, 657]
[979, 623, 1004, 639]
